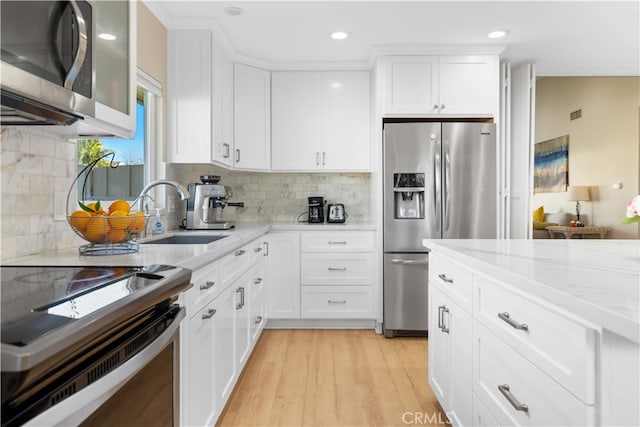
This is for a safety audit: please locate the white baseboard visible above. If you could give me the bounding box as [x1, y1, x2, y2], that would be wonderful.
[266, 318, 377, 330]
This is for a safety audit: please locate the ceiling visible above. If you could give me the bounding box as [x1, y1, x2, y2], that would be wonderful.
[144, 1, 640, 75]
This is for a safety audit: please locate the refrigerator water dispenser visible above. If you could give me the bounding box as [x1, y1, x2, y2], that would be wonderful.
[393, 173, 425, 219]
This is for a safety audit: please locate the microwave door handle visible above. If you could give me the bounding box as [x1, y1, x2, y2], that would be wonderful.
[64, 0, 88, 90]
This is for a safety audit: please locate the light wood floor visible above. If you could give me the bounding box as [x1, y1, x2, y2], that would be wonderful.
[217, 329, 449, 427]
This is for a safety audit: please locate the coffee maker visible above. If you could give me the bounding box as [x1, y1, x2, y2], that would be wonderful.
[308, 196, 324, 223]
[186, 176, 245, 230]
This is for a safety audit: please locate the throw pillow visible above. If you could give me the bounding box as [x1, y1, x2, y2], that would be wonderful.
[533, 206, 545, 223]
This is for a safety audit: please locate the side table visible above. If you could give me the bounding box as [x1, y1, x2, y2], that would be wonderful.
[545, 225, 611, 239]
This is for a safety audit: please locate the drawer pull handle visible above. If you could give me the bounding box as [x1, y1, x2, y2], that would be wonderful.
[328, 300, 347, 304]
[328, 241, 347, 245]
[202, 308, 217, 320]
[498, 384, 529, 413]
[200, 281, 215, 290]
[328, 267, 347, 272]
[390, 259, 429, 266]
[254, 316, 263, 325]
[437, 305, 445, 329]
[254, 247, 263, 253]
[236, 287, 245, 309]
[235, 249, 246, 256]
[438, 273, 453, 284]
[441, 307, 449, 333]
[254, 277, 263, 284]
[498, 312, 529, 332]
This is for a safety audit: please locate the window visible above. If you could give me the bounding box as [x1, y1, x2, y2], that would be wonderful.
[76, 70, 162, 206]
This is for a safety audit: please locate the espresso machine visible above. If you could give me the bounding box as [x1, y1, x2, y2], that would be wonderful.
[186, 176, 244, 230]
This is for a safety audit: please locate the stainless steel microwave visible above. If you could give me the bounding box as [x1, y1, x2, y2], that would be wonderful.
[0, 1, 95, 126]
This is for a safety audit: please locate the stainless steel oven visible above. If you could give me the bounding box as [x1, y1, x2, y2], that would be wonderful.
[0, 0, 95, 125]
[1, 265, 191, 427]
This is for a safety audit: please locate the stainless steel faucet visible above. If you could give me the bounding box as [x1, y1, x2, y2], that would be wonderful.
[133, 179, 191, 215]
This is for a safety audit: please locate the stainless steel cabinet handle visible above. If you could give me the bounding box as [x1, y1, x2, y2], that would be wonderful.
[254, 277, 263, 284]
[438, 305, 445, 330]
[498, 384, 529, 413]
[64, 0, 88, 89]
[390, 259, 429, 266]
[440, 104, 446, 110]
[322, 152, 326, 166]
[202, 308, 217, 320]
[328, 241, 347, 245]
[433, 104, 439, 110]
[442, 307, 450, 333]
[223, 143, 230, 158]
[236, 287, 245, 309]
[235, 249, 246, 256]
[438, 273, 453, 284]
[235, 148, 240, 163]
[328, 300, 347, 304]
[254, 246, 263, 253]
[498, 312, 529, 332]
[254, 316, 263, 325]
[200, 281, 215, 290]
[328, 267, 346, 271]
[263, 242, 269, 256]
[316, 152, 320, 166]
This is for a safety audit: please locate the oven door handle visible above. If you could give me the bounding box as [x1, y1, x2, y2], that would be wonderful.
[24, 306, 186, 427]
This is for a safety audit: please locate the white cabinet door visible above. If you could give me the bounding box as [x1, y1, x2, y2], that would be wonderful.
[316, 71, 370, 171]
[448, 299, 473, 427]
[212, 36, 234, 167]
[213, 284, 237, 404]
[234, 63, 271, 170]
[167, 30, 213, 163]
[267, 232, 301, 319]
[249, 260, 267, 343]
[187, 304, 216, 427]
[439, 55, 498, 115]
[428, 284, 450, 406]
[384, 56, 439, 115]
[234, 272, 252, 369]
[271, 72, 317, 170]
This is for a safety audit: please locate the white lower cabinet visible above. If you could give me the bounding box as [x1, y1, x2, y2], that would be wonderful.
[267, 232, 301, 319]
[428, 282, 473, 427]
[300, 286, 373, 318]
[472, 393, 499, 427]
[181, 236, 269, 427]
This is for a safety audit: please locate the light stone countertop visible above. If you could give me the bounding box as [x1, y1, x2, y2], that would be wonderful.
[4, 224, 271, 272]
[423, 239, 640, 343]
[270, 222, 376, 231]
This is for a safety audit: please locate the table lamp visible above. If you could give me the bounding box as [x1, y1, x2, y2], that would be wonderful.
[566, 186, 590, 223]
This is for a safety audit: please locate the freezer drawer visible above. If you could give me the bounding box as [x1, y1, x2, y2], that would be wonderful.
[383, 253, 429, 336]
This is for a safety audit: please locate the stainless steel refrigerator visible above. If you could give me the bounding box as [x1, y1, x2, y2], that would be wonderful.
[383, 121, 497, 337]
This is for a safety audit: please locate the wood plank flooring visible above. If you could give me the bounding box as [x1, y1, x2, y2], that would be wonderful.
[217, 329, 449, 427]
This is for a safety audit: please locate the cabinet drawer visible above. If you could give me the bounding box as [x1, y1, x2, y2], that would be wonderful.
[474, 323, 594, 427]
[301, 286, 373, 318]
[429, 254, 472, 313]
[301, 253, 373, 285]
[473, 392, 500, 427]
[187, 261, 220, 314]
[474, 276, 596, 404]
[249, 239, 267, 263]
[301, 232, 374, 252]
[220, 243, 251, 286]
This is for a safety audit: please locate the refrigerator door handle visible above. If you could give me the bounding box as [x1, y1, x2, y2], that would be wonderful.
[434, 139, 442, 232]
[444, 139, 451, 232]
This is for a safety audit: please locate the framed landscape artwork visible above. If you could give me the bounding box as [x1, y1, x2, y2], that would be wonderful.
[534, 135, 569, 193]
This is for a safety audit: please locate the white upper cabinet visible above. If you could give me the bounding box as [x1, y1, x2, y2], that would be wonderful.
[212, 36, 234, 168]
[233, 63, 271, 171]
[167, 30, 213, 163]
[382, 55, 499, 117]
[271, 71, 370, 172]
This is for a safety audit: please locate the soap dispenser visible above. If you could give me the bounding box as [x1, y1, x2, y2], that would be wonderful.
[151, 208, 164, 235]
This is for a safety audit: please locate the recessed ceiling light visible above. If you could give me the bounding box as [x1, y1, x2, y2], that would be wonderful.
[487, 29, 510, 39]
[98, 33, 116, 41]
[330, 30, 350, 40]
[224, 7, 244, 16]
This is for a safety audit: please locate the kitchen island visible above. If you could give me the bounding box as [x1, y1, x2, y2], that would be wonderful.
[423, 238, 639, 426]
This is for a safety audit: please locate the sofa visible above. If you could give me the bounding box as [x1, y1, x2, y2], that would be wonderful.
[532, 209, 573, 239]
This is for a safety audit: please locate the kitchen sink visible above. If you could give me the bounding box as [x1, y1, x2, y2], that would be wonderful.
[142, 235, 228, 245]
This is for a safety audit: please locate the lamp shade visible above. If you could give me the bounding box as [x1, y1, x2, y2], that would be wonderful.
[566, 186, 590, 201]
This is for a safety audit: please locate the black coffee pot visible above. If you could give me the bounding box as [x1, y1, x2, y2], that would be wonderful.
[308, 197, 324, 223]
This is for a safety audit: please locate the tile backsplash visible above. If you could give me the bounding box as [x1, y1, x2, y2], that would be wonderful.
[168, 164, 371, 226]
[1, 128, 371, 260]
[1, 127, 84, 261]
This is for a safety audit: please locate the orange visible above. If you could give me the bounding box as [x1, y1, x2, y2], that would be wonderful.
[69, 210, 91, 232]
[86, 202, 105, 216]
[109, 210, 132, 230]
[83, 216, 109, 243]
[107, 228, 127, 243]
[127, 211, 146, 234]
[109, 199, 131, 215]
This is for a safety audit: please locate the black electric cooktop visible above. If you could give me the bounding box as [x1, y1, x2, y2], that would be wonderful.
[0, 265, 179, 347]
